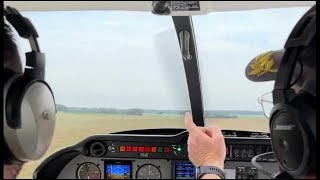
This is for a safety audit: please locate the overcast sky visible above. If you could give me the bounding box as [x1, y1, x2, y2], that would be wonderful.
[16, 7, 309, 110]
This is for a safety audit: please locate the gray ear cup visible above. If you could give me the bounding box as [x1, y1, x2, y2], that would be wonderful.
[4, 74, 56, 161]
[4, 6, 56, 163]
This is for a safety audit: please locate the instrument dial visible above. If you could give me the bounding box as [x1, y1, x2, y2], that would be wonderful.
[77, 162, 101, 179]
[136, 164, 161, 179]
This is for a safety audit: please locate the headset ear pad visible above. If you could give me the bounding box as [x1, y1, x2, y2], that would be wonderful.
[3, 74, 56, 161]
[269, 94, 315, 177]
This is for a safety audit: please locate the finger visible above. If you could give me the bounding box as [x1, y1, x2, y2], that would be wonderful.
[208, 125, 223, 138]
[185, 112, 198, 133]
[197, 127, 214, 138]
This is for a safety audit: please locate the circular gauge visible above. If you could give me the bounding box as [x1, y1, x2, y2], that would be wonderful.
[77, 162, 101, 179]
[136, 164, 162, 179]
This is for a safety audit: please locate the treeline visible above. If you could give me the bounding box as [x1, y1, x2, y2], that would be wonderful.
[56, 104, 144, 116]
[56, 104, 264, 118]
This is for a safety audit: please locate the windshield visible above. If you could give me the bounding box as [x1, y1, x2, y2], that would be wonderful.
[193, 7, 309, 132]
[16, 8, 308, 179]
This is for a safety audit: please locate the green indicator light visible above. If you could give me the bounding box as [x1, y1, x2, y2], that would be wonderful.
[158, 147, 163, 153]
[177, 147, 182, 152]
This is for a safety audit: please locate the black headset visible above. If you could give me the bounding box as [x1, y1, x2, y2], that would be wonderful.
[270, 5, 316, 178]
[3, 6, 56, 163]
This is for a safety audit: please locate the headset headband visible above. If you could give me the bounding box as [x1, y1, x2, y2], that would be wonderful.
[4, 6, 46, 80]
[273, 5, 316, 104]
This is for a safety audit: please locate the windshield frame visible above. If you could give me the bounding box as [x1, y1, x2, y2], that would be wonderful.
[172, 16, 205, 126]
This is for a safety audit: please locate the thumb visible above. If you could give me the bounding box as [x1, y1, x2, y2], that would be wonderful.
[185, 112, 197, 132]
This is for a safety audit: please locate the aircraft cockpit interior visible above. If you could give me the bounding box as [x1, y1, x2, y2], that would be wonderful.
[3, 1, 316, 179]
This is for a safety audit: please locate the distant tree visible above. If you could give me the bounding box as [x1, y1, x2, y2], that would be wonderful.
[126, 108, 144, 116]
[56, 104, 68, 112]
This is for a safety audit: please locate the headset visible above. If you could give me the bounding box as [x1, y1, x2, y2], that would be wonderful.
[270, 4, 316, 178]
[3, 6, 56, 163]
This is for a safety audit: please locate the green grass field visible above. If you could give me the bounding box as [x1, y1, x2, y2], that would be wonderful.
[17, 112, 269, 179]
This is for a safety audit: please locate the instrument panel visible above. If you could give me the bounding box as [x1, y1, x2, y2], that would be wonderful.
[34, 129, 279, 179]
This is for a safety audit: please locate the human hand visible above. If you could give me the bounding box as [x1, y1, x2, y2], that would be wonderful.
[185, 112, 226, 169]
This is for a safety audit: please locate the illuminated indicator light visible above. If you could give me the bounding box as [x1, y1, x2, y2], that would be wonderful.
[177, 147, 182, 152]
[151, 147, 157, 153]
[158, 147, 163, 153]
[164, 147, 170, 153]
[139, 147, 145, 152]
[145, 147, 151, 152]
[120, 146, 126, 152]
[126, 146, 132, 152]
[132, 146, 138, 152]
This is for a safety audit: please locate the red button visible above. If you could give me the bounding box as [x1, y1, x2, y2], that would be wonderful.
[139, 147, 144, 152]
[126, 146, 132, 152]
[164, 147, 170, 153]
[132, 146, 138, 152]
[151, 147, 157, 153]
[120, 146, 125, 152]
[145, 147, 151, 152]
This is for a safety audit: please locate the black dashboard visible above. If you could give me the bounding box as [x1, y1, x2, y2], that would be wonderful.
[34, 129, 279, 179]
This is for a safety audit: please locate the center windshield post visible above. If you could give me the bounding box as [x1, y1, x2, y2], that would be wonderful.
[172, 16, 205, 126]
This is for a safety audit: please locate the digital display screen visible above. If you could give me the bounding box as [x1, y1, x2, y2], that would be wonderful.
[175, 162, 196, 179]
[105, 161, 131, 179]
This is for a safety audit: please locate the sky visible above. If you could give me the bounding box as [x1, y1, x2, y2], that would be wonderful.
[15, 7, 309, 111]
